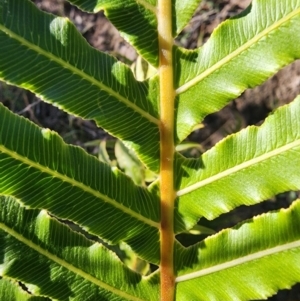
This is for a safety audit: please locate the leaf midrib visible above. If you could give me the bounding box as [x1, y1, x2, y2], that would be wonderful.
[0, 220, 147, 301]
[175, 7, 300, 95]
[175, 239, 300, 282]
[0, 24, 160, 126]
[177, 139, 300, 196]
[0, 144, 159, 228]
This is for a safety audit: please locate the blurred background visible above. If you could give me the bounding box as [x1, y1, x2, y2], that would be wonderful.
[0, 0, 300, 299]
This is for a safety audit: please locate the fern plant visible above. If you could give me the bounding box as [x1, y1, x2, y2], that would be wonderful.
[0, 0, 300, 300]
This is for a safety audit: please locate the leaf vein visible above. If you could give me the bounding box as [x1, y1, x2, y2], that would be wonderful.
[0, 144, 159, 228]
[177, 139, 300, 196]
[175, 240, 300, 282]
[175, 7, 300, 95]
[0, 222, 147, 301]
[0, 25, 160, 125]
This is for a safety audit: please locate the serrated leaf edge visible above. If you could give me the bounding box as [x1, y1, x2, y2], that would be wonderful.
[0, 143, 159, 228]
[0, 217, 146, 301]
[175, 239, 300, 283]
[0, 23, 160, 126]
[177, 138, 300, 197]
[175, 6, 300, 95]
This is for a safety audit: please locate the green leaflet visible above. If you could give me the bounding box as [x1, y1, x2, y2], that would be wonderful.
[174, 96, 300, 231]
[0, 0, 160, 172]
[115, 140, 146, 186]
[1, 0, 300, 299]
[174, 199, 300, 301]
[0, 103, 160, 264]
[67, 0, 158, 66]
[0, 278, 49, 301]
[173, 0, 200, 36]
[0, 196, 159, 301]
[67, 0, 200, 66]
[174, 0, 300, 142]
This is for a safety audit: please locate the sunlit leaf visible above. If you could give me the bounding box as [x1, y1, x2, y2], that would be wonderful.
[174, 0, 300, 141]
[175, 199, 300, 301]
[174, 96, 300, 231]
[0, 0, 160, 171]
[0, 196, 159, 300]
[68, 0, 200, 66]
[0, 104, 160, 263]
